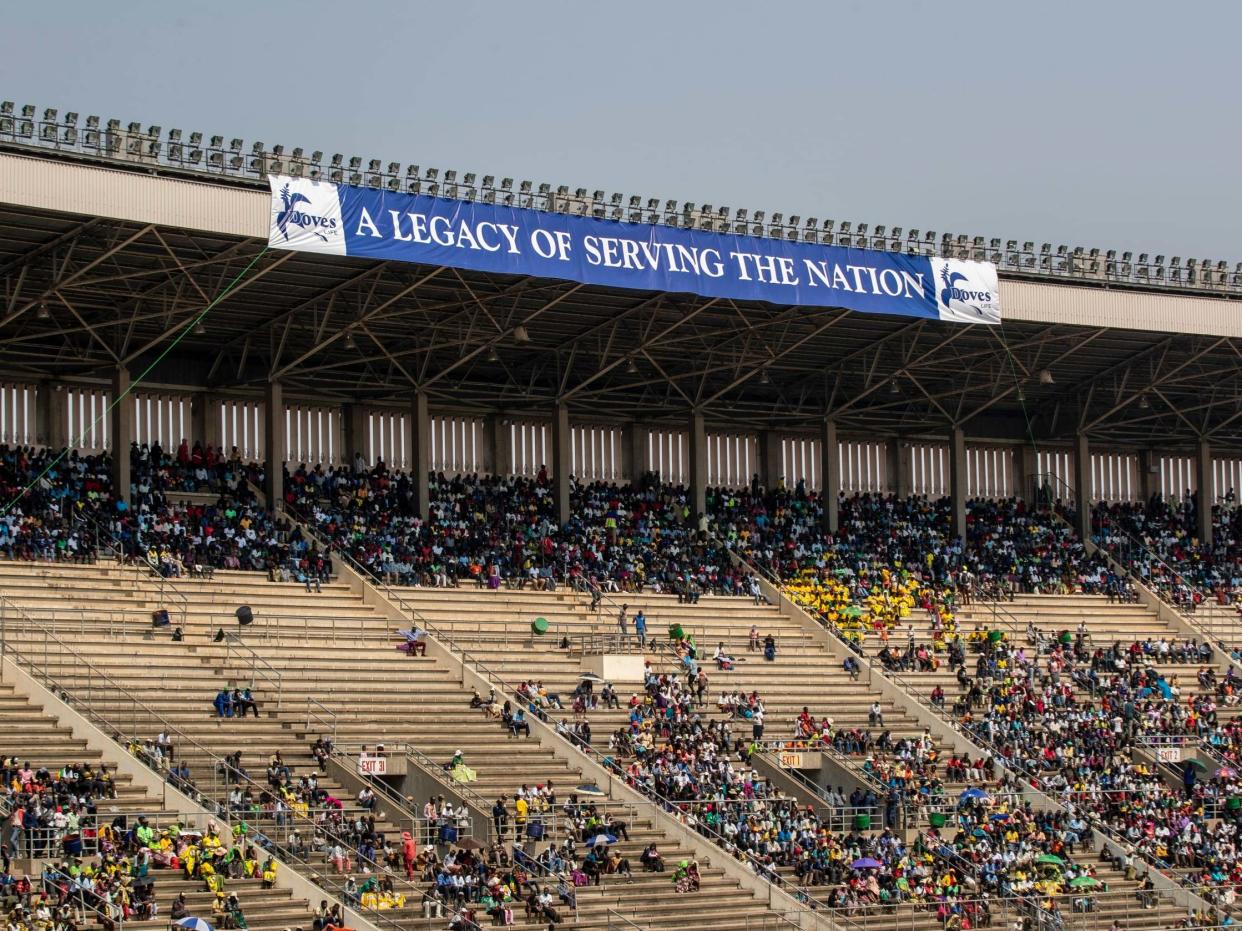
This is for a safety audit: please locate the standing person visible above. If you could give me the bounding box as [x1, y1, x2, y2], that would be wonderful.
[617, 604, 628, 638]
[634, 610, 647, 649]
[401, 830, 417, 881]
[492, 797, 508, 839]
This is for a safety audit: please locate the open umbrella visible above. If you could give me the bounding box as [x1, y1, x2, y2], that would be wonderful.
[850, 857, 882, 869]
[1069, 876, 1100, 889]
[575, 784, 606, 796]
[577, 673, 605, 682]
[455, 837, 484, 851]
[1036, 854, 1064, 866]
[959, 788, 989, 801]
[989, 813, 1010, 821]
[1185, 758, 1209, 771]
[586, 833, 618, 847]
[175, 920, 215, 931]
[842, 606, 863, 619]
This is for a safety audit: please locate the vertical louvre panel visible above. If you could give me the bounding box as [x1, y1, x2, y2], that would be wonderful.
[646, 429, 688, 485]
[367, 410, 406, 470]
[285, 404, 339, 467]
[1035, 449, 1074, 499]
[66, 387, 112, 452]
[509, 421, 550, 478]
[218, 399, 263, 461]
[966, 446, 1013, 499]
[779, 437, 820, 492]
[1157, 454, 1196, 502]
[0, 383, 35, 446]
[910, 443, 949, 497]
[706, 432, 757, 488]
[430, 415, 483, 474]
[571, 424, 623, 483]
[840, 440, 887, 494]
[1089, 451, 1138, 503]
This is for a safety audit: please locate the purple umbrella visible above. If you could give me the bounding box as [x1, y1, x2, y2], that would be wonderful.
[851, 857, 882, 869]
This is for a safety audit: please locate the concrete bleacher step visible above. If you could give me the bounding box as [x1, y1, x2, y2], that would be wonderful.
[6, 557, 1209, 931]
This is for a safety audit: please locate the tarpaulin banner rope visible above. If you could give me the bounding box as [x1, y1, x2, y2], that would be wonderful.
[267, 176, 1001, 325]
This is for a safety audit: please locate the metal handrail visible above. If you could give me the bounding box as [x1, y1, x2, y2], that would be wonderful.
[604, 907, 646, 931]
[76, 506, 191, 627]
[710, 533, 1225, 916]
[0, 593, 421, 931]
[307, 696, 338, 740]
[220, 628, 284, 709]
[327, 740, 482, 836]
[511, 845, 580, 924]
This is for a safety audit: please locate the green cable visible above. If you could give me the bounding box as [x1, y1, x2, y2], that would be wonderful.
[1, 246, 271, 516]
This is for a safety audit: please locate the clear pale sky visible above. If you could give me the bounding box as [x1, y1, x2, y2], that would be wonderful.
[2, 0, 1238, 259]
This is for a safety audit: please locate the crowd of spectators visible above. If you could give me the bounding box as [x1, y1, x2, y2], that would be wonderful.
[0, 446, 112, 562]
[1093, 496, 1242, 607]
[283, 462, 756, 596]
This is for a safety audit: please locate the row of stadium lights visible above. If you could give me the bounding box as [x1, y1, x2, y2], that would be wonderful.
[3, 102, 1241, 291]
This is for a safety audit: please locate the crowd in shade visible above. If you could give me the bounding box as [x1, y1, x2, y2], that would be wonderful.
[0, 446, 113, 562]
[282, 462, 755, 595]
[710, 486, 1113, 598]
[1093, 495, 1242, 606]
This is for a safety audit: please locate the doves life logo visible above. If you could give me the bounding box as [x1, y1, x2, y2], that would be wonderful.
[938, 262, 993, 317]
[275, 183, 338, 242]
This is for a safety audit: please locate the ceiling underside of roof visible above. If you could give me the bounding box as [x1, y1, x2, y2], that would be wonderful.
[0, 204, 1239, 448]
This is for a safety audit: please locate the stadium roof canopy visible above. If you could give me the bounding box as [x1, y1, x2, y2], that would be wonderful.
[1, 110, 1241, 449]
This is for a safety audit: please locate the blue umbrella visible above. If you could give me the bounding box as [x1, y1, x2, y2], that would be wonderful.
[850, 857, 882, 869]
[175, 920, 214, 931]
[587, 833, 618, 846]
[989, 813, 1010, 821]
[959, 788, 988, 801]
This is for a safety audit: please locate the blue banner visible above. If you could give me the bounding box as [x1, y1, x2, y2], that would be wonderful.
[267, 176, 1000, 325]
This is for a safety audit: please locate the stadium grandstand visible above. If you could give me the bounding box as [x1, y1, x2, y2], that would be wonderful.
[1, 99, 1242, 931]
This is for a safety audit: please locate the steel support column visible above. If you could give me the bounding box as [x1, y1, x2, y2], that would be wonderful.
[759, 431, 782, 493]
[264, 381, 283, 506]
[949, 427, 967, 540]
[821, 419, 839, 533]
[626, 423, 649, 486]
[552, 404, 572, 525]
[111, 367, 132, 503]
[1073, 432, 1091, 541]
[409, 392, 431, 520]
[689, 412, 707, 530]
[1197, 439, 1213, 546]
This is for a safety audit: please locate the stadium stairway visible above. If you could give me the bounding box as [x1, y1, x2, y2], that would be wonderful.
[0, 559, 812, 931]
[0, 676, 317, 931]
[389, 585, 999, 803]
